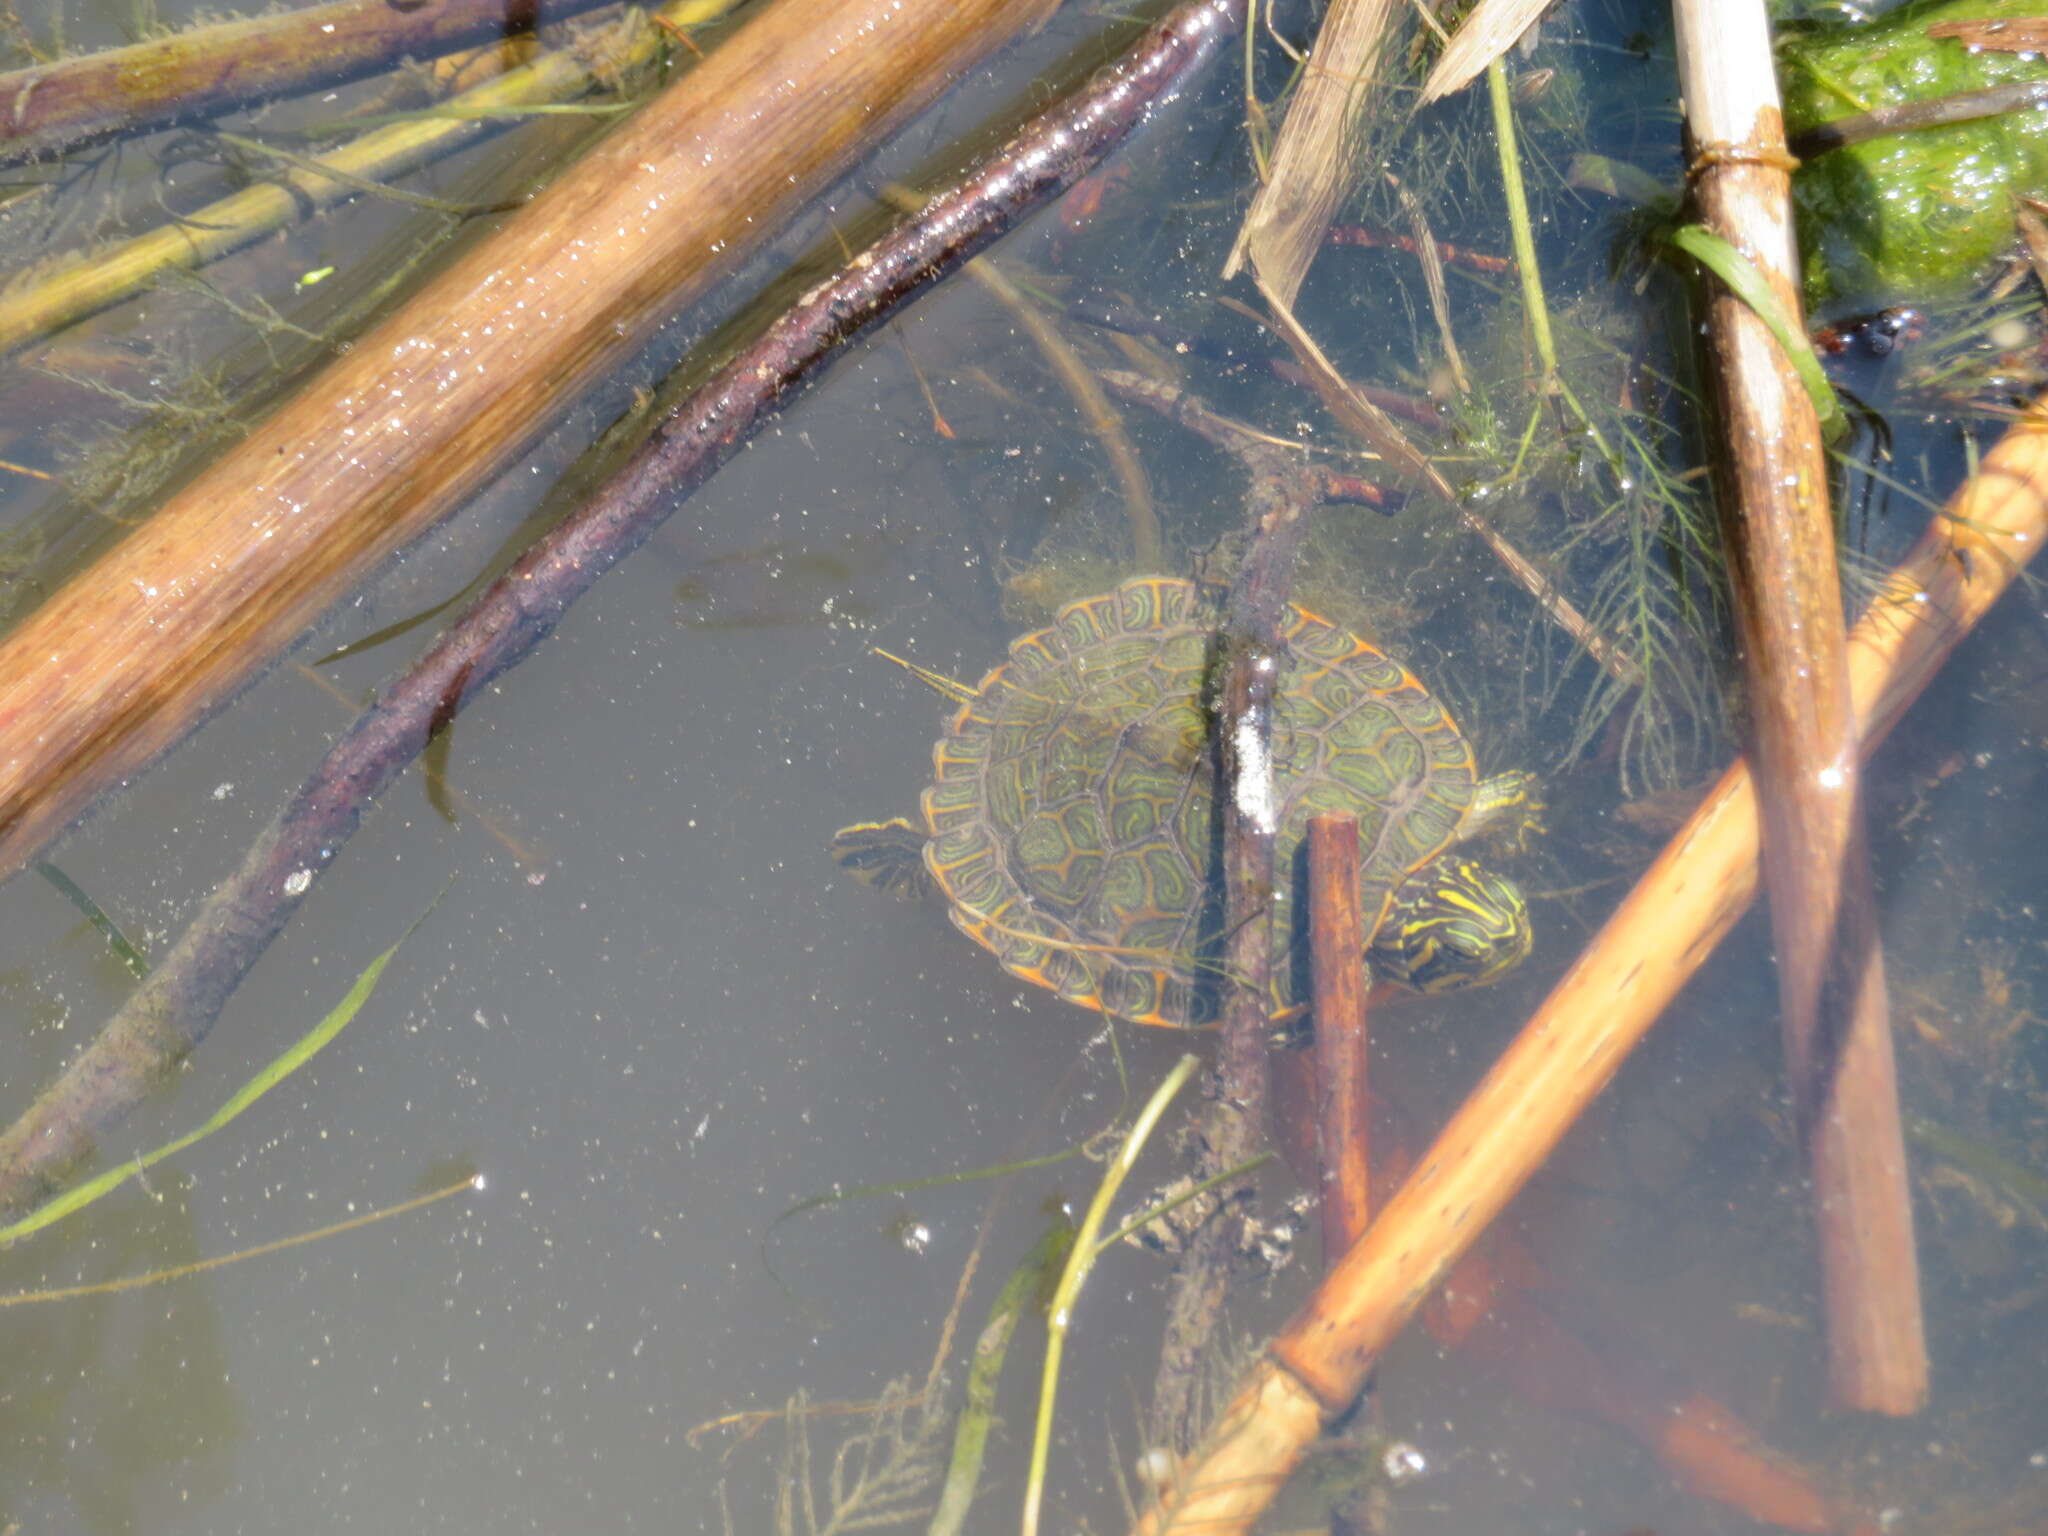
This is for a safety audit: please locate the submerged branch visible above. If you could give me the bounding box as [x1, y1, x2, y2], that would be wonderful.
[1127, 369, 1327, 1453]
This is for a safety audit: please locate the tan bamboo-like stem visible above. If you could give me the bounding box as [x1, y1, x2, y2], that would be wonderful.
[0, 0, 622, 166]
[0, 0, 1058, 885]
[1675, 0, 1924, 1415]
[1129, 391, 2048, 1535]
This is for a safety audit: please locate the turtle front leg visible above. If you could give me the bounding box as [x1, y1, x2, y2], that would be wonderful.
[829, 817, 935, 900]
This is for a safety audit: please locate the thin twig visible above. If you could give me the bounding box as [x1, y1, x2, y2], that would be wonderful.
[878, 190, 1161, 568]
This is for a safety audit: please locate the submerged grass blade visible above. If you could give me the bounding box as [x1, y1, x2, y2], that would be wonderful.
[0, 1172, 480, 1305]
[34, 860, 149, 980]
[0, 898, 441, 1247]
[927, 1219, 1075, 1536]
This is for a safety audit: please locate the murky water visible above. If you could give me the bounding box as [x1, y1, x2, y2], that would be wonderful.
[0, 1, 2043, 1533]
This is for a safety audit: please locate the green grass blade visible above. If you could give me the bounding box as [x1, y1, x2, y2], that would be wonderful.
[1022, 1053, 1199, 1536]
[1669, 222, 1846, 440]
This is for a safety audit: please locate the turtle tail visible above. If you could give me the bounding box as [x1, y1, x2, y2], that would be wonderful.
[829, 818, 934, 901]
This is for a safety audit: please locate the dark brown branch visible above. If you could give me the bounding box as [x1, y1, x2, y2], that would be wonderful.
[0, 0, 1244, 1217]
[1140, 368, 1328, 1452]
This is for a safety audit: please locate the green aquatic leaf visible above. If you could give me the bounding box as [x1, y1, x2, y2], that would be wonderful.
[926, 1219, 1074, 1536]
[1668, 223, 1847, 441]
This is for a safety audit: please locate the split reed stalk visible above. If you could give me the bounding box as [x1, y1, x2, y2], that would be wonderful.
[1307, 813, 1371, 1260]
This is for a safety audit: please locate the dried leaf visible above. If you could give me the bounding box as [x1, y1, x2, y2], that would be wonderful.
[1419, 0, 1550, 105]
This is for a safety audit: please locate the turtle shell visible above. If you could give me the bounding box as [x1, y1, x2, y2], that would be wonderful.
[919, 576, 1477, 1027]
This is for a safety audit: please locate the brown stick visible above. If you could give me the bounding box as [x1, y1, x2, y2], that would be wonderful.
[0, 0, 621, 167]
[1325, 222, 1511, 275]
[1676, 0, 1924, 1415]
[1787, 79, 2048, 159]
[1308, 812, 1384, 1536]
[1308, 814, 1371, 1259]
[1128, 392, 2048, 1534]
[0, 0, 1058, 888]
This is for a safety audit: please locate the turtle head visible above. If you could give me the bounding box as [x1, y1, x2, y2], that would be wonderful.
[1374, 858, 1532, 995]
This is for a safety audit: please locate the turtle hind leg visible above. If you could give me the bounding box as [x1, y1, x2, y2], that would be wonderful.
[830, 818, 934, 901]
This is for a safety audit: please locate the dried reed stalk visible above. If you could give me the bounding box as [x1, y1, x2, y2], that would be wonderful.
[0, 0, 621, 166]
[1676, 0, 1924, 1415]
[1222, 0, 1401, 307]
[0, 0, 1059, 885]
[1128, 389, 2048, 1534]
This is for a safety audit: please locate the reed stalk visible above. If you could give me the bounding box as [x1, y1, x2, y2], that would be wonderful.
[1674, 0, 1924, 1415]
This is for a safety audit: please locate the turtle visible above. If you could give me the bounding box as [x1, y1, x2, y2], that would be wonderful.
[831, 576, 1535, 1028]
